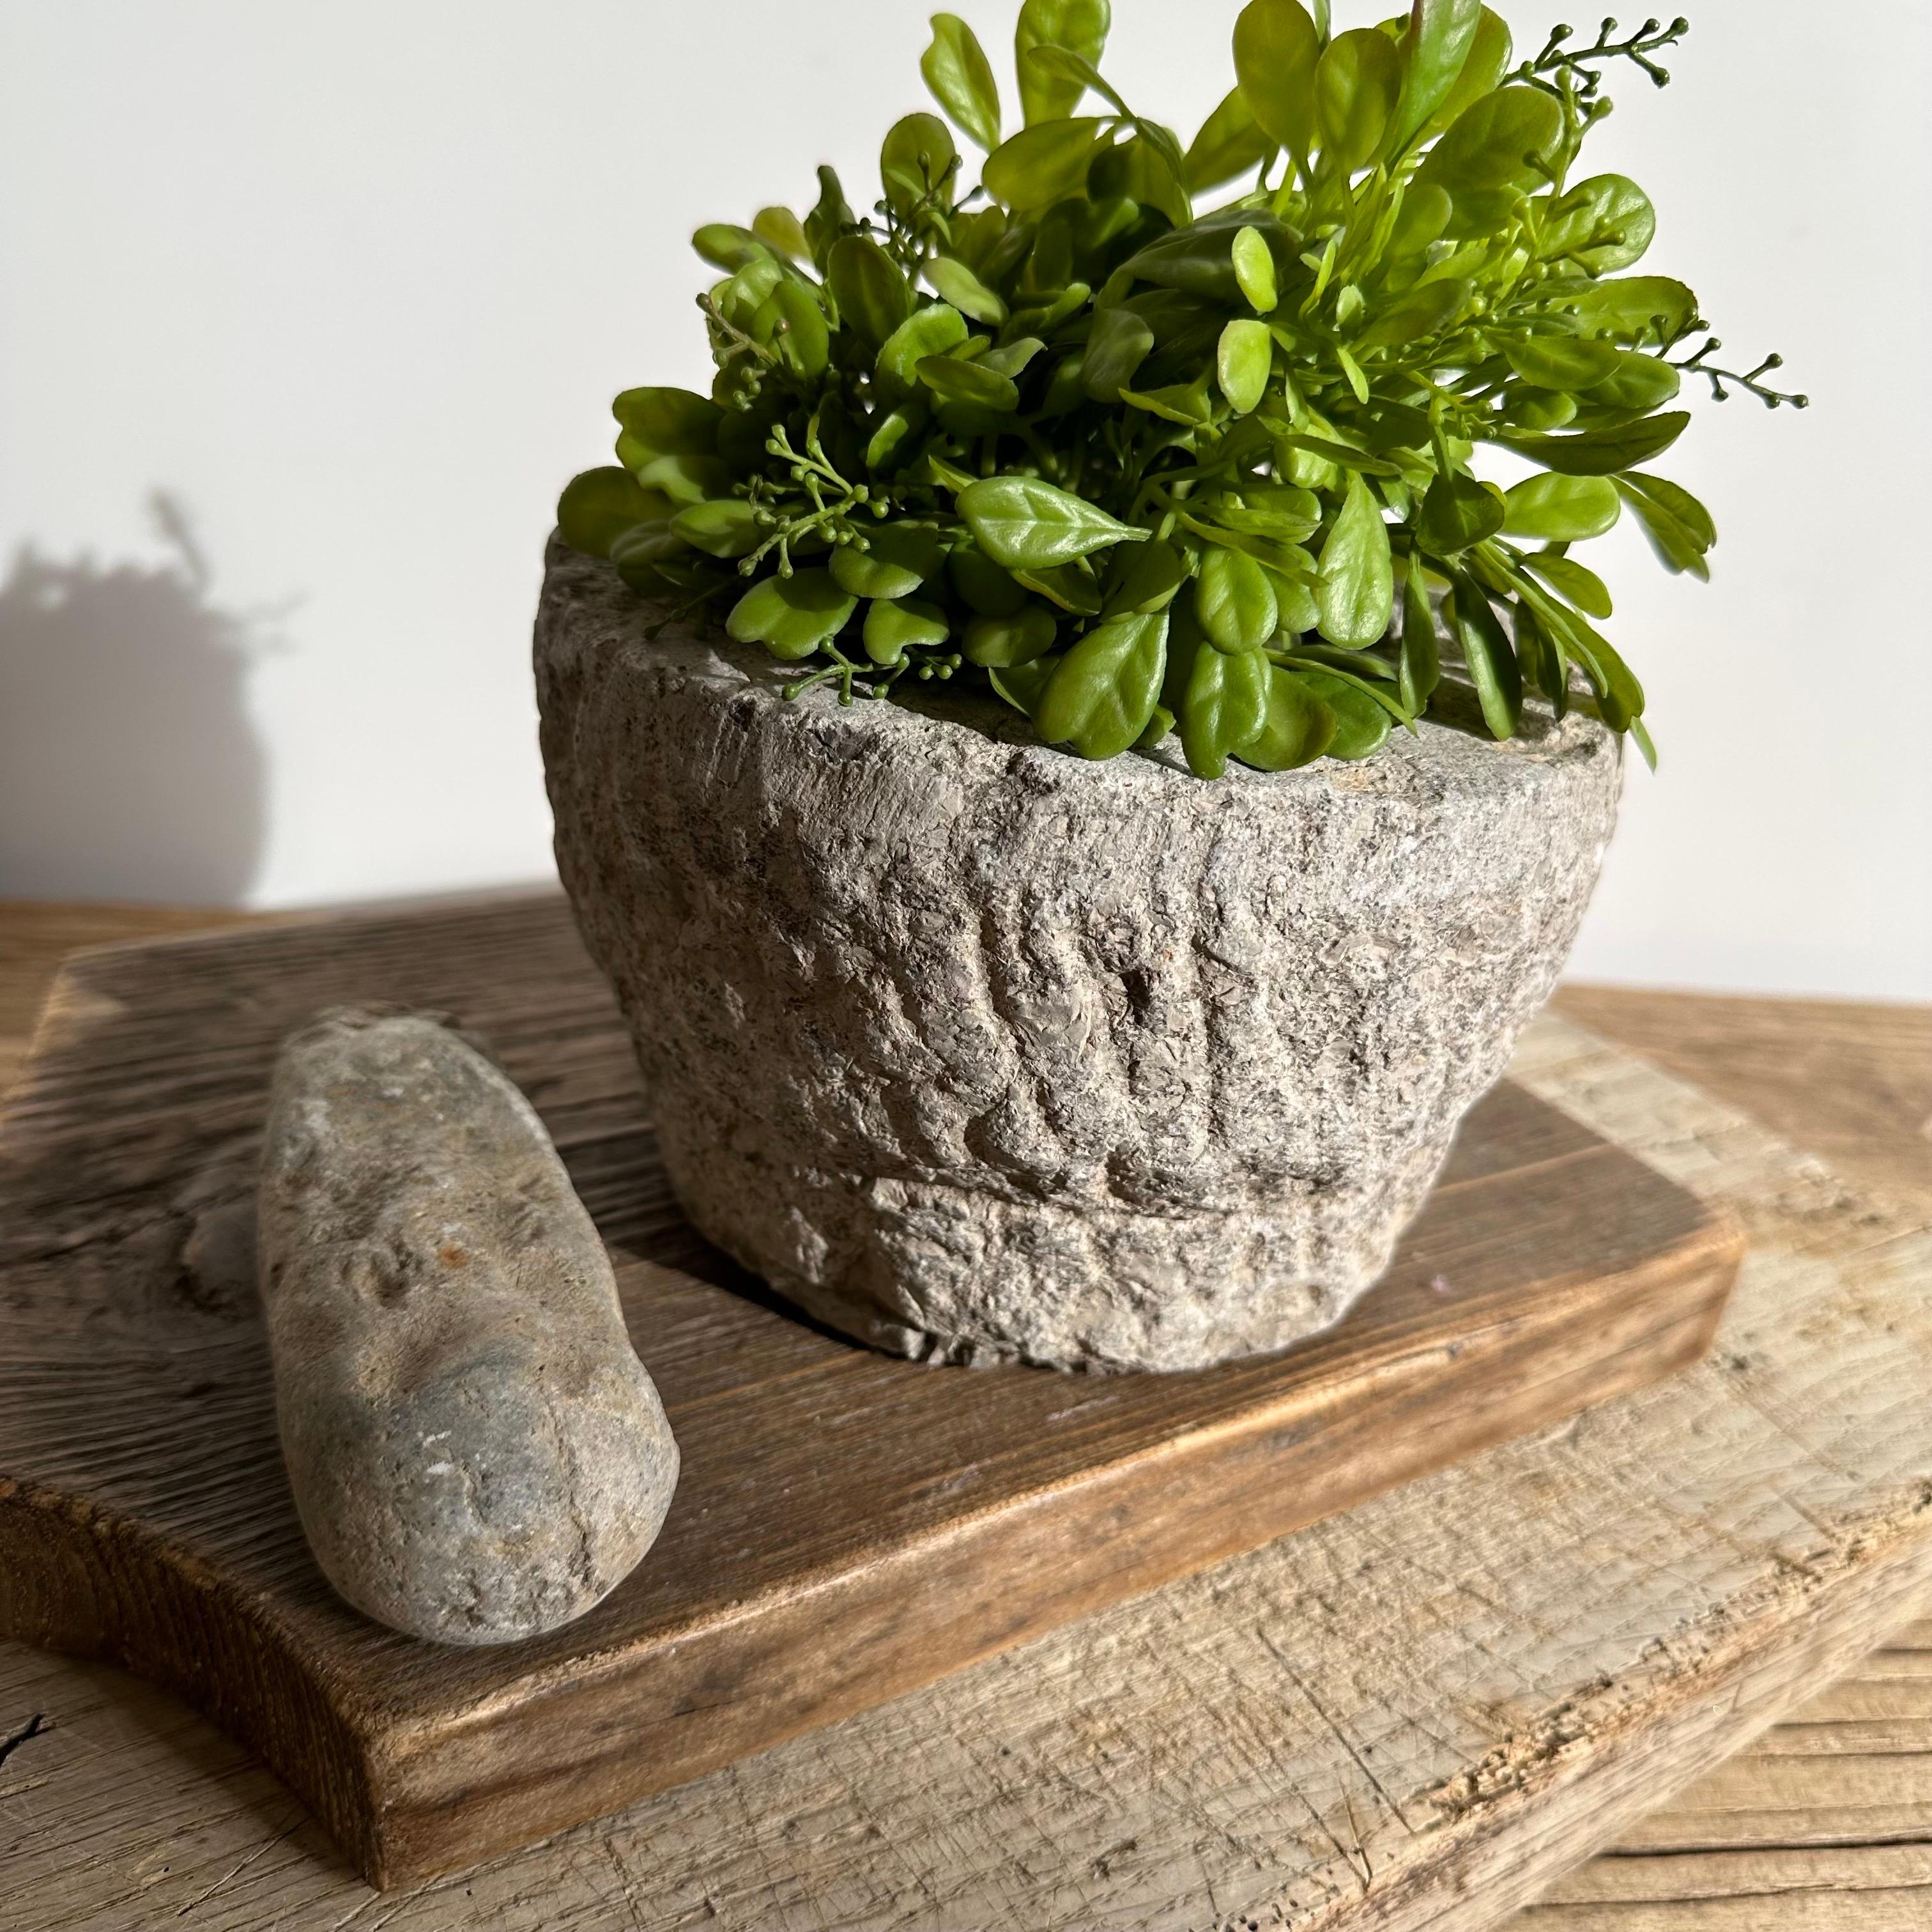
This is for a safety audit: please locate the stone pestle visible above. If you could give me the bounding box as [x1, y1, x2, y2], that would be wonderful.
[256, 1007, 678, 1645]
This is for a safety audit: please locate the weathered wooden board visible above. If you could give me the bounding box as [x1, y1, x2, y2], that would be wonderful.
[0, 899, 1742, 1894]
[1, 959, 1929, 1931]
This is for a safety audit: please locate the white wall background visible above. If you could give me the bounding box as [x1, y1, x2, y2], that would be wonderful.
[1, 1, 1926, 996]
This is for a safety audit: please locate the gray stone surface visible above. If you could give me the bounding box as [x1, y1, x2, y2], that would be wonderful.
[536, 541, 1623, 1374]
[256, 1007, 678, 1644]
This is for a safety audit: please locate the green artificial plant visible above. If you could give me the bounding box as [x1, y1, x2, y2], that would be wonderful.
[556, 1, 1802, 777]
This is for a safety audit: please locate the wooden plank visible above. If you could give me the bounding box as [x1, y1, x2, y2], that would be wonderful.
[0, 901, 266, 1092]
[1554, 985, 1932, 1209]
[0, 898, 1742, 1892]
[1515, 988, 1932, 1929]
[4, 908, 1931, 1930]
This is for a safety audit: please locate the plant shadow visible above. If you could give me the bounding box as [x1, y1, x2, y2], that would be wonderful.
[0, 493, 283, 903]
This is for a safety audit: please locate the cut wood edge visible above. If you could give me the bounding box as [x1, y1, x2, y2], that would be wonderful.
[0, 1469, 382, 1882]
[358, 1221, 1744, 1887]
[1326, 1482, 1932, 1922]
[0, 1204, 1745, 1892]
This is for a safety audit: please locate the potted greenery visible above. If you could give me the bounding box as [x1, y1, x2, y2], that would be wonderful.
[537, 1, 1796, 1372]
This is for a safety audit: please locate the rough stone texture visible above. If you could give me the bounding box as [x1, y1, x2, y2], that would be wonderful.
[535, 541, 1623, 1373]
[256, 1006, 678, 1644]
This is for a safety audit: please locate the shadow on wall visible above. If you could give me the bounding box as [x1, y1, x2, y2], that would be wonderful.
[0, 493, 284, 905]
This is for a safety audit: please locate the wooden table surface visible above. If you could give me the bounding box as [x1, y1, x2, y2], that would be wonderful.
[3, 901, 1929, 1930]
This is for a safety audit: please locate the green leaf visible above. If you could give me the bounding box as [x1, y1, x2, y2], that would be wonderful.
[611, 387, 723, 460]
[1183, 516, 1315, 585]
[923, 13, 1003, 151]
[1616, 471, 1716, 579]
[1181, 638, 1271, 778]
[1016, 0, 1113, 126]
[963, 602, 1061, 666]
[1354, 273, 1468, 346]
[1315, 28, 1402, 171]
[1119, 207, 1289, 301]
[1105, 538, 1190, 615]
[917, 353, 1020, 412]
[712, 256, 784, 332]
[1523, 550, 1613, 618]
[692, 224, 772, 272]
[632, 452, 733, 506]
[765, 280, 830, 379]
[752, 206, 811, 261]
[1450, 576, 1522, 739]
[1424, 5, 1513, 135]
[827, 235, 915, 351]
[1503, 335, 1621, 391]
[1502, 473, 1621, 542]
[829, 523, 946, 599]
[671, 497, 763, 560]
[1417, 469, 1507, 552]
[990, 655, 1063, 715]
[1270, 567, 1321, 636]
[1317, 473, 1395, 648]
[1082, 304, 1157, 402]
[1236, 668, 1338, 770]
[951, 546, 1032, 617]
[1217, 319, 1274, 415]
[1537, 596, 1644, 727]
[1440, 185, 1522, 240]
[981, 336, 1047, 380]
[983, 116, 1108, 211]
[1234, 0, 1322, 160]
[1584, 351, 1682, 416]
[958, 475, 1150, 571]
[1503, 388, 1578, 433]
[804, 165, 858, 272]
[1135, 703, 1178, 750]
[1211, 481, 1322, 541]
[1294, 670, 1393, 758]
[726, 570, 857, 662]
[863, 595, 951, 665]
[1087, 132, 1192, 229]
[1023, 43, 1128, 118]
[926, 256, 1008, 326]
[607, 521, 691, 597]
[1036, 610, 1169, 758]
[1232, 226, 1278, 312]
[1398, 553, 1441, 712]
[1512, 598, 1567, 712]
[1197, 546, 1281, 652]
[1498, 411, 1691, 476]
[876, 303, 970, 403]
[865, 404, 928, 473]
[1416, 85, 1561, 195]
[1271, 431, 1402, 477]
[1356, 401, 1433, 453]
[1542, 174, 1656, 273]
[557, 468, 669, 560]
[1566, 275, 1699, 344]
[1185, 87, 1275, 194]
[1013, 561, 1105, 615]
[1392, 0, 1483, 151]
[1119, 377, 1215, 427]
[1388, 181, 1453, 258]
[881, 113, 959, 217]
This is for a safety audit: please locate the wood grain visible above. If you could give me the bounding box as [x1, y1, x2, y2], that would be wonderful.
[1554, 985, 1932, 1209]
[0, 900, 266, 1092]
[3, 907, 1931, 1929]
[0, 898, 1742, 1890]
[1517, 1623, 1932, 1929]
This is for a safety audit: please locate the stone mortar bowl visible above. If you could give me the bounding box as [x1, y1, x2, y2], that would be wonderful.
[535, 540, 1622, 1374]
